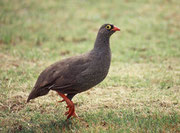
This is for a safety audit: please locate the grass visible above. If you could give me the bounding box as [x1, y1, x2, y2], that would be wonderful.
[0, 0, 180, 132]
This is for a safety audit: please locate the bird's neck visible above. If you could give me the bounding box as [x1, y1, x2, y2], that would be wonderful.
[93, 33, 110, 50]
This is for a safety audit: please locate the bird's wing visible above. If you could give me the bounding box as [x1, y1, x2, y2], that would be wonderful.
[34, 54, 91, 91]
[27, 53, 91, 102]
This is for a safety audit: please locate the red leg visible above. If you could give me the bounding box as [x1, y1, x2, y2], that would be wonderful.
[56, 92, 77, 119]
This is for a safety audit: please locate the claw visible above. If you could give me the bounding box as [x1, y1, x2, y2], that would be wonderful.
[65, 111, 69, 115]
[58, 99, 65, 103]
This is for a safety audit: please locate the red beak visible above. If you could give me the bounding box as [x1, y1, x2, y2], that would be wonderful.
[112, 26, 120, 31]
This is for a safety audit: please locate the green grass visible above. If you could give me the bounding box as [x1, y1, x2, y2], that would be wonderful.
[0, 0, 180, 132]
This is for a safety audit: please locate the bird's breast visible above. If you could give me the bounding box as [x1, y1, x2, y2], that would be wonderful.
[75, 50, 111, 92]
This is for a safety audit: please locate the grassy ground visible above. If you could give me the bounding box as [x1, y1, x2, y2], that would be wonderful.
[0, 0, 180, 132]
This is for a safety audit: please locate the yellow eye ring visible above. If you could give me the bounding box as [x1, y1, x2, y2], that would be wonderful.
[105, 25, 111, 30]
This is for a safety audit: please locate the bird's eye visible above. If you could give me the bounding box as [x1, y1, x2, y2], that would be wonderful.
[105, 25, 111, 30]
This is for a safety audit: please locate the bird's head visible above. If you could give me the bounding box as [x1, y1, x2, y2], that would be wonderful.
[98, 24, 120, 37]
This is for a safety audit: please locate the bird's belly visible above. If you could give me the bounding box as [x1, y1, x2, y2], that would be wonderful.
[75, 69, 109, 93]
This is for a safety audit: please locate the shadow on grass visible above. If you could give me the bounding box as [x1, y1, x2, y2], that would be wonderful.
[10, 119, 79, 133]
[38, 119, 79, 133]
[5, 107, 180, 133]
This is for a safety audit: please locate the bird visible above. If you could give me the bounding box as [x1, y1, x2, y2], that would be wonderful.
[27, 24, 120, 119]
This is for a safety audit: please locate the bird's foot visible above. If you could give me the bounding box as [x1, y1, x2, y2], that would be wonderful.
[57, 92, 77, 119]
[65, 102, 77, 119]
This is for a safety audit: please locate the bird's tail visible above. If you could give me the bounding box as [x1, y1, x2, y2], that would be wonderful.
[27, 87, 50, 103]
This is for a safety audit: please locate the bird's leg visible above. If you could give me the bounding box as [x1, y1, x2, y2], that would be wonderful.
[56, 92, 77, 119]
